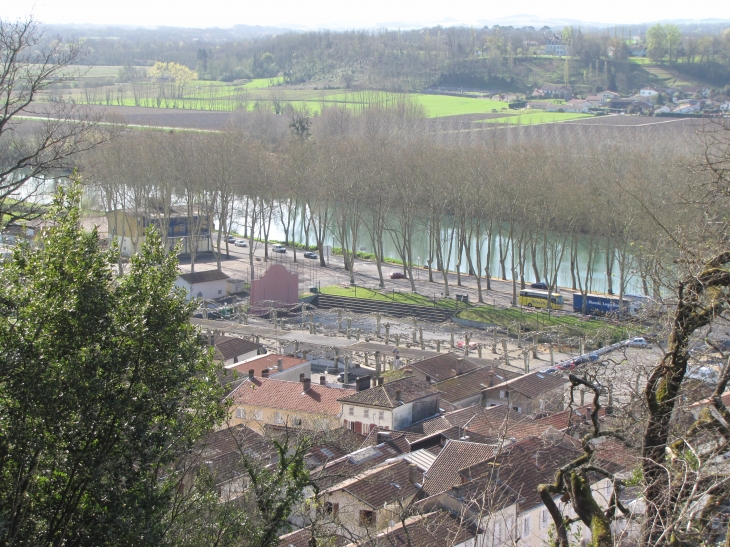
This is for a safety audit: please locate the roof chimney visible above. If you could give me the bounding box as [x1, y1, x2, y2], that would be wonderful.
[302, 377, 311, 392]
[425, 375, 431, 384]
[320, 375, 326, 386]
[480, 390, 487, 407]
[372, 376, 378, 389]
[408, 463, 419, 485]
[395, 390, 402, 403]
[356, 375, 371, 392]
[300, 372, 305, 381]
[378, 377, 384, 386]
[248, 369, 255, 380]
[209, 334, 215, 346]
[376, 431, 391, 444]
[277, 358, 283, 371]
[261, 368, 269, 378]
[457, 358, 464, 375]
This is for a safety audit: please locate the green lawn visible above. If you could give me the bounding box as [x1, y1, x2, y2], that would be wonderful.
[458, 305, 623, 337]
[413, 94, 508, 117]
[481, 111, 593, 125]
[242, 77, 284, 88]
[318, 285, 467, 310]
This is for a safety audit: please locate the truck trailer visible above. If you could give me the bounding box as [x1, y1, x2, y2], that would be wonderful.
[573, 293, 625, 315]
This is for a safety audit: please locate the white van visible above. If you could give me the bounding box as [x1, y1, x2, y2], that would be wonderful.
[272, 244, 286, 253]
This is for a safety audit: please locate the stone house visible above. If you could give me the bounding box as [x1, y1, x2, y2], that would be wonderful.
[480, 371, 568, 415]
[339, 376, 440, 434]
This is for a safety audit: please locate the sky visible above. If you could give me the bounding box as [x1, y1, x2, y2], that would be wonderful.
[5, 0, 730, 30]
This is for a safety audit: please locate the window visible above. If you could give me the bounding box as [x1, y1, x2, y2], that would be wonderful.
[363, 408, 370, 418]
[523, 516, 531, 536]
[235, 408, 246, 419]
[494, 521, 502, 544]
[274, 412, 284, 424]
[253, 409, 262, 421]
[293, 416, 302, 426]
[500, 390, 509, 399]
[359, 510, 376, 526]
[218, 289, 223, 295]
[512, 406, 521, 413]
[379, 410, 384, 420]
[506, 517, 514, 537]
[349, 406, 354, 416]
[325, 502, 339, 517]
[540, 510, 549, 529]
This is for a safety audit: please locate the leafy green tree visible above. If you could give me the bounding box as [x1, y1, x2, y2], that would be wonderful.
[665, 24, 681, 63]
[647, 24, 667, 62]
[0, 184, 225, 547]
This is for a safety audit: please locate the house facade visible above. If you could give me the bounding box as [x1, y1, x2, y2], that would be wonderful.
[339, 376, 440, 434]
[228, 376, 355, 433]
[480, 371, 568, 415]
[176, 269, 230, 300]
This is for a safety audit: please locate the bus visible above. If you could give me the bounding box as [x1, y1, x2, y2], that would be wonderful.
[519, 289, 564, 310]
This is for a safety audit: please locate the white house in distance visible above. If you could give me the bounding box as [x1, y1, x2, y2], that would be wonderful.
[175, 269, 230, 300]
[640, 88, 660, 98]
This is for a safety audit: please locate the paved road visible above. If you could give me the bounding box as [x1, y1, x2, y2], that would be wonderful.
[180, 241, 577, 312]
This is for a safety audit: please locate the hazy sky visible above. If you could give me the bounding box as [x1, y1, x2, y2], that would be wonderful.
[5, 0, 730, 29]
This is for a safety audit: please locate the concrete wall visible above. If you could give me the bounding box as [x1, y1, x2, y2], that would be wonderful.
[174, 278, 228, 301]
[250, 264, 299, 309]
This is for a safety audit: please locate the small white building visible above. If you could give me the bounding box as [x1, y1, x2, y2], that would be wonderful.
[175, 269, 230, 301]
[640, 88, 660, 97]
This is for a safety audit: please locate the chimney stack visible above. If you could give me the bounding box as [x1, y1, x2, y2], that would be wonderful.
[320, 375, 326, 386]
[457, 358, 464, 375]
[378, 377, 384, 386]
[408, 464, 419, 485]
[209, 334, 215, 346]
[480, 390, 487, 407]
[277, 358, 283, 371]
[425, 375, 431, 384]
[395, 390, 402, 403]
[377, 431, 391, 444]
[300, 373, 305, 381]
[372, 377, 378, 389]
[261, 368, 269, 378]
[248, 369, 255, 380]
[302, 377, 311, 392]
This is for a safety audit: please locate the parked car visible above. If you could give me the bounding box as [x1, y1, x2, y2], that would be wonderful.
[272, 244, 286, 253]
[557, 361, 576, 370]
[530, 282, 549, 290]
[337, 372, 358, 383]
[234, 239, 248, 247]
[303, 251, 318, 259]
[626, 337, 649, 348]
[226, 235, 236, 243]
[390, 272, 406, 279]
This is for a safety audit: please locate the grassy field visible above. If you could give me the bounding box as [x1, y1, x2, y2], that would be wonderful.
[318, 285, 468, 310]
[480, 111, 593, 124]
[414, 94, 507, 117]
[457, 305, 623, 337]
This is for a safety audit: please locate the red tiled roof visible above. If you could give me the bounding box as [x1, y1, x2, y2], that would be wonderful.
[535, 404, 606, 430]
[279, 527, 348, 547]
[436, 366, 521, 405]
[422, 440, 496, 495]
[409, 353, 481, 382]
[352, 510, 479, 547]
[210, 335, 262, 361]
[484, 371, 569, 399]
[230, 377, 355, 416]
[338, 376, 439, 409]
[341, 460, 420, 508]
